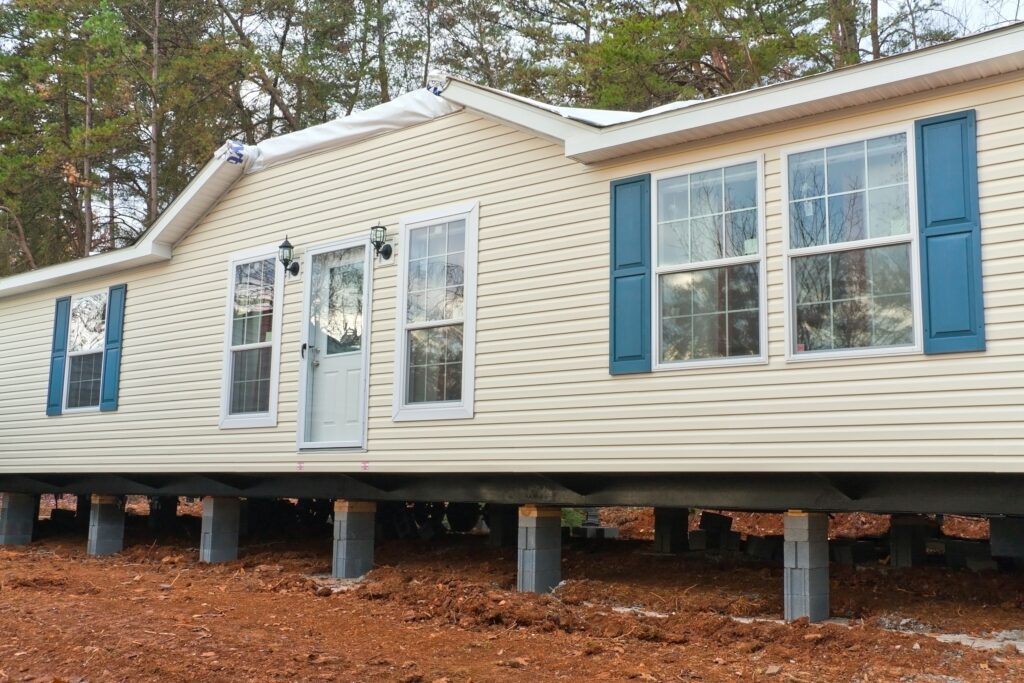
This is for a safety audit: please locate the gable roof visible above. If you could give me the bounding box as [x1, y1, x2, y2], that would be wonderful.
[3, 21, 1024, 299]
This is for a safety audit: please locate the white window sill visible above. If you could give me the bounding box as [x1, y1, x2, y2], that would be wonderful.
[220, 414, 277, 429]
[653, 354, 768, 372]
[393, 402, 473, 422]
[786, 344, 921, 363]
[61, 406, 100, 414]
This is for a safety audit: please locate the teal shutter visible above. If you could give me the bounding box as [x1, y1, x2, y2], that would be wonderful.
[609, 174, 652, 374]
[46, 297, 72, 416]
[100, 283, 127, 411]
[915, 110, 986, 354]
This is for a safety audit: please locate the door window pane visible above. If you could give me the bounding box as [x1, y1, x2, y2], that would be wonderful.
[308, 248, 364, 356]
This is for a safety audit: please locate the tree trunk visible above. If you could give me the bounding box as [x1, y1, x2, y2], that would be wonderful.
[83, 68, 93, 257]
[149, 0, 161, 226]
[376, 0, 390, 102]
[1, 206, 37, 270]
[870, 0, 881, 59]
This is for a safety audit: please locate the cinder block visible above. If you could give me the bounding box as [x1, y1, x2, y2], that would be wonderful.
[688, 529, 707, 551]
[0, 493, 37, 546]
[200, 497, 240, 564]
[517, 505, 561, 593]
[990, 517, 1024, 558]
[699, 511, 733, 533]
[784, 540, 829, 569]
[332, 500, 376, 579]
[87, 495, 125, 557]
[944, 539, 990, 570]
[745, 535, 783, 562]
[785, 592, 830, 622]
[654, 508, 689, 554]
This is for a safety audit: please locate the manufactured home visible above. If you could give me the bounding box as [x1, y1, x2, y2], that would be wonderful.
[2, 24, 1024, 621]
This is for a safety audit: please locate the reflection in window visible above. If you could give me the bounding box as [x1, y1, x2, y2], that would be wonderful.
[656, 161, 762, 364]
[228, 257, 276, 415]
[786, 133, 916, 355]
[65, 292, 107, 409]
[405, 219, 465, 402]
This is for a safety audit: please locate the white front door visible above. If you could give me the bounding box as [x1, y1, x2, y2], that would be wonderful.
[301, 242, 370, 448]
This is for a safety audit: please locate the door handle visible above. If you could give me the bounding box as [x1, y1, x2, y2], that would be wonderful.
[301, 343, 308, 359]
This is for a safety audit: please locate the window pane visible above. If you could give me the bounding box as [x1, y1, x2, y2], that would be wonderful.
[66, 352, 102, 409]
[789, 150, 825, 200]
[793, 243, 913, 353]
[658, 176, 688, 222]
[725, 209, 758, 257]
[868, 186, 910, 238]
[324, 261, 364, 354]
[230, 347, 272, 414]
[232, 259, 275, 346]
[827, 191, 866, 243]
[407, 220, 465, 324]
[790, 198, 826, 248]
[447, 220, 466, 252]
[724, 162, 757, 211]
[826, 141, 865, 194]
[409, 226, 428, 260]
[68, 293, 106, 352]
[659, 263, 760, 362]
[789, 134, 909, 248]
[658, 219, 690, 267]
[690, 214, 723, 263]
[867, 134, 907, 187]
[691, 169, 723, 216]
[407, 325, 463, 403]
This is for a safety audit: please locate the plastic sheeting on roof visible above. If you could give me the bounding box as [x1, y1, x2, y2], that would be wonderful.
[239, 89, 462, 174]
[494, 88, 701, 127]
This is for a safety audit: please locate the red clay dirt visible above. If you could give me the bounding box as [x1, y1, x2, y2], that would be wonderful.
[1, 502, 1022, 682]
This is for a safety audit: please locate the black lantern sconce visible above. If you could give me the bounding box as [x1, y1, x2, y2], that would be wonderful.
[278, 237, 300, 276]
[370, 223, 393, 260]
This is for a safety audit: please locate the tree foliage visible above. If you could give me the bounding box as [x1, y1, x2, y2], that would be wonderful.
[0, 0, 1009, 274]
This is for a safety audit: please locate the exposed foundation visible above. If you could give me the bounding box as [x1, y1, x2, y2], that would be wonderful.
[517, 505, 561, 593]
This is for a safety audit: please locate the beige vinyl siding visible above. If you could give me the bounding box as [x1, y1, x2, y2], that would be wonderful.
[2, 73, 1024, 474]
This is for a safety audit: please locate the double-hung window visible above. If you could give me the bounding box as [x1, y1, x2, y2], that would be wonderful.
[393, 202, 478, 421]
[784, 130, 920, 358]
[220, 249, 284, 428]
[64, 291, 107, 410]
[653, 159, 765, 367]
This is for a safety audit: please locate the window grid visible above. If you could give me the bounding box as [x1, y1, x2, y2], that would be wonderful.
[654, 160, 763, 367]
[226, 256, 277, 417]
[404, 220, 465, 405]
[785, 130, 918, 358]
[63, 291, 107, 411]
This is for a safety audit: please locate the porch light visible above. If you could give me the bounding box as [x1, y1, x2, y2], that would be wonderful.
[370, 223, 393, 260]
[278, 237, 300, 276]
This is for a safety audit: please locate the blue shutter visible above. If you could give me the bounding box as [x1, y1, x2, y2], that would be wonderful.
[609, 174, 652, 374]
[915, 110, 986, 354]
[100, 283, 127, 411]
[46, 297, 72, 416]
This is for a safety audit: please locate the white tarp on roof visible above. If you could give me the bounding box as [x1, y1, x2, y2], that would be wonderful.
[242, 89, 462, 174]
[493, 88, 701, 127]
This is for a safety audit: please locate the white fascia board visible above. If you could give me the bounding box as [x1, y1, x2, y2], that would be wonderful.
[565, 23, 1024, 162]
[0, 151, 244, 300]
[441, 79, 596, 143]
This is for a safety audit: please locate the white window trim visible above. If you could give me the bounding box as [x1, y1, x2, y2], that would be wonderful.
[650, 154, 769, 371]
[296, 235, 373, 451]
[392, 201, 479, 422]
[62, 288, 108, 413]
[219, 244, 285, 429]
[781, 123, 924, 363]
